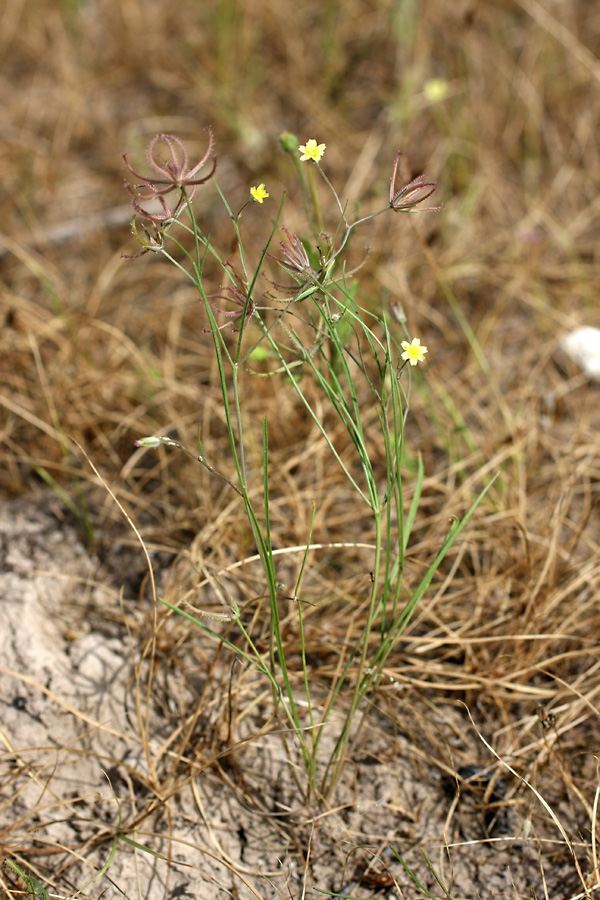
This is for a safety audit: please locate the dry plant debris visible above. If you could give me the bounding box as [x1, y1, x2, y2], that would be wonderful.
[1, 1, 600, 899]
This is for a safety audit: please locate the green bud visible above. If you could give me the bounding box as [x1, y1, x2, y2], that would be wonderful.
[279, 132, 299, 154]
[249, 345, 269, 362]
[135, 436, 163, 448]
[135, 435, 178, 449]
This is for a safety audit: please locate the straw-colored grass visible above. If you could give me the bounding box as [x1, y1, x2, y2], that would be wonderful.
[1, 1, 600, 898]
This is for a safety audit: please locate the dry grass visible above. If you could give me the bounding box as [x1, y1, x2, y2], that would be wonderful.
[1, 0, 600, 897]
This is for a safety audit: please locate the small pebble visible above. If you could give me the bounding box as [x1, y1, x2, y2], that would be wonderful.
[559, 326, 600, 380]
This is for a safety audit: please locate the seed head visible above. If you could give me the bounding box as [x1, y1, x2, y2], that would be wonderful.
[389, 152, 443, 213]
[123, 130, 217, 221]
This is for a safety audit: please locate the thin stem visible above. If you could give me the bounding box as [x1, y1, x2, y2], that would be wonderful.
[307, 164, 324, 234]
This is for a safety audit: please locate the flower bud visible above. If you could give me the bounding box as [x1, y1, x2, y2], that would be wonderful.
[279, 132, 299, 154]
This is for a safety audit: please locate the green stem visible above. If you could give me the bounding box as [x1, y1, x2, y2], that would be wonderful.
[307, 163, 324, 234]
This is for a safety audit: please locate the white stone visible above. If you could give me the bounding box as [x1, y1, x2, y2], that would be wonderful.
[560, 326, 600, 379]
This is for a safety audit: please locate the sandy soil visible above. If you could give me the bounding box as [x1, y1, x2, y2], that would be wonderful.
[1, 494, 589, 900]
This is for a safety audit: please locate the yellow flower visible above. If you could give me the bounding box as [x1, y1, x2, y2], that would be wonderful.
[400, 337, 428, 366]
[423, 78, 448, 103]
[250, 183, 269, 203]
[298, 139, 326, 162]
